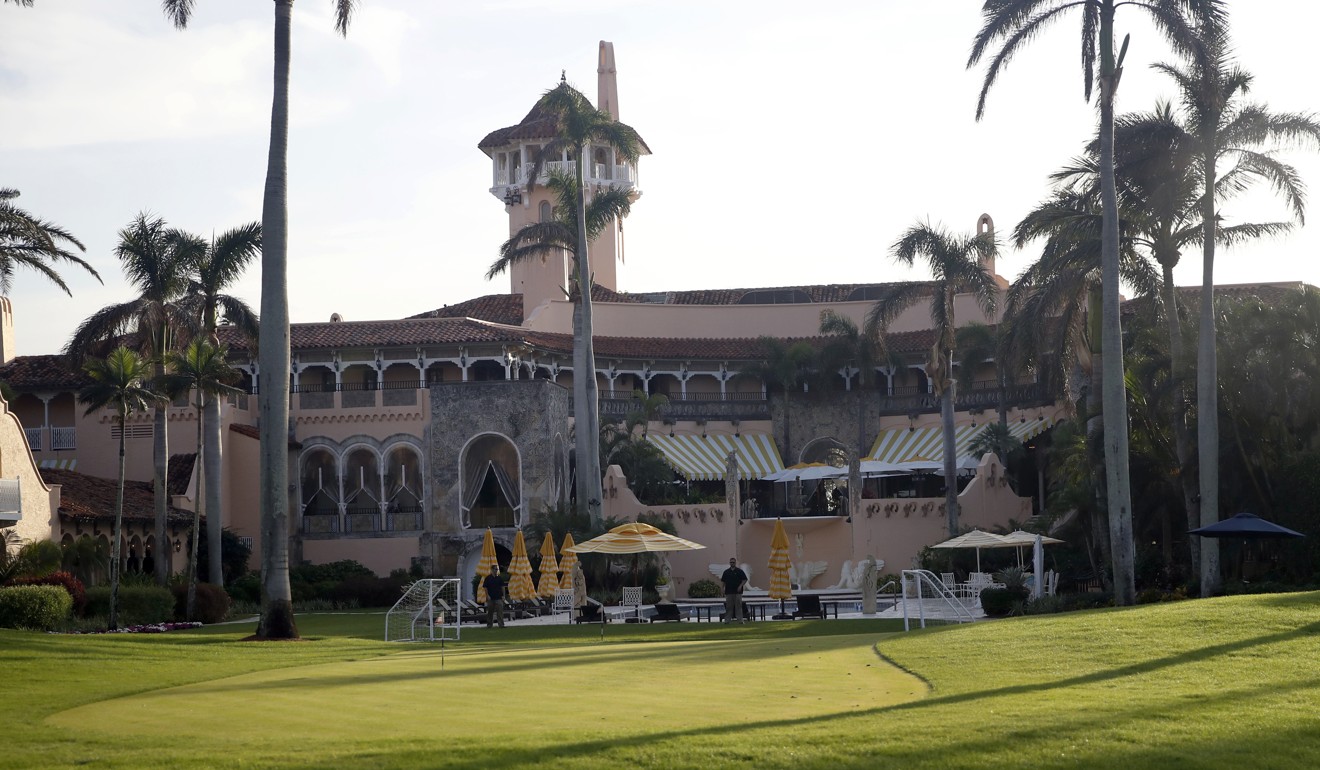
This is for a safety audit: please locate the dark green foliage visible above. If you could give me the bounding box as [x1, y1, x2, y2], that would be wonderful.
[980, 586, 1029, 617]
[290, 560, 376, 584]
[85, 585, 175, 626]
[228, 572, 260, 604]
[9, 571, 87, 615]
[687, 579, 720, 599]
[0, 585, 73, 630]
[171, 582, 231, 624]
[196, 528, 252, 587]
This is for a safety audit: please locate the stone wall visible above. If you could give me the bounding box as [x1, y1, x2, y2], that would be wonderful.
[424, 380, 570, 578]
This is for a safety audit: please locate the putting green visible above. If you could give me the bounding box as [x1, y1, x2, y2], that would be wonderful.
[48, 633, 922, 765]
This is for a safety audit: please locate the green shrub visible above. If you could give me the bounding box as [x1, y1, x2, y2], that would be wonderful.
[1021, 595, 1066, 615]
[0, 585, 73, 630]
[329, 576, 407, 608]
[687, 578, 720, 598]
[291, 560, 376, 585]
[85, 585, 176, 626]
[980, 586, 1029, 618]
[228, 572, 260, 604]
[9, 570, 87, 615]
[170, 583, 233, 624]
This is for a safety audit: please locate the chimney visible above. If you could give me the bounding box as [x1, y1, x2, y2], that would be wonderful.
[597, 41, 619, 120]
[0, 297, 14, 364]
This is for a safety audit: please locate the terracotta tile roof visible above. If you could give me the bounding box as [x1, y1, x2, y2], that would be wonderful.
[0, 354, 89, 391]
[406, 293, 525, 325]
[218, 317, 534, 354]
[40, 467, 194, 524]
[1121, 282, 1307, 317]
[477, 85, 651, 154]
[598, 283, 936, 306]
[168, 453, 196, 497]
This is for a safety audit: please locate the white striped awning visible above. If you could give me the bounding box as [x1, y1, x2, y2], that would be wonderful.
[38, 459, 77, 471]
[870, 418, 1057, 466]
[869, 424, 987, 466]
[645, 433, 784, 481]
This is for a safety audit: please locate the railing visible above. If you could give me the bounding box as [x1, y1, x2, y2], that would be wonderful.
[495, 160, 635, 188]
[388, 511, 423, 532]
[345, 512, 379, 533]
[299, 391, 334, 410]
[301, 513, 340, 535]
[597, 395, 771, 421]
[469, 507, 516, 529]
[50, 427, 76, 451]
[341, 390, 376, 409]
[23, 428, 40, 451]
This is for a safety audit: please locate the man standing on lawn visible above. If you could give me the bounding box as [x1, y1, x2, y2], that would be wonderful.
[721, 557, 748, 622]
[484, 564, 506, 628]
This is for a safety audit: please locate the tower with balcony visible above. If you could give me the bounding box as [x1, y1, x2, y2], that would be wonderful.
[477, 41, 649, 321]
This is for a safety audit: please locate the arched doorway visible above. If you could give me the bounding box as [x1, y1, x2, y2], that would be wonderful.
[460, 433, 522, 529]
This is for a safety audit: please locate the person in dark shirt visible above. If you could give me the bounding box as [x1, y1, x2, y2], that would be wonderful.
[484, 564, 506, 628]
[720, 558, 748, 622]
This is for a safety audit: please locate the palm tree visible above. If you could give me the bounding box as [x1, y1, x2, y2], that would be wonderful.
[867, 222, 998, 537]
[969, 0, 1224, 605]
[1148, 29, 1320, 595]
[65, 213, 198, 587]
[77, 347, 162, 630]
[0, 188, 100, 295]
[487, 153, 638, 524]
[160, 340, 242, 620]
[738, 337, 817, 466]
[162, 0, 359, 639]
[178, 223, 261, 586]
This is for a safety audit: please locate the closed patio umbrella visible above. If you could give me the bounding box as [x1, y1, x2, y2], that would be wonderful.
[558, 533, 579, 590]
[475, 528, 498, 604]
[536, 532, 560, 599]
[507, 530, 536, 602]
[768, 518, 793, 619]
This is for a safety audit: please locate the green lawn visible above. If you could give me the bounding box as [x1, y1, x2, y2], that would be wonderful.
[5, 594, 1320, 769]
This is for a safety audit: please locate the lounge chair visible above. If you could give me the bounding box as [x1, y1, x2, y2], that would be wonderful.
[792, 594, 825, 620]
[649, 603, 684, 623]
[575, 599, 608, 624]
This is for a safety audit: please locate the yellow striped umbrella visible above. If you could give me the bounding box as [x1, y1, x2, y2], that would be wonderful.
[768, 518, 793, 618]
[558, 533, 579, 590]
[475, 528, 498, 604]
[507, 530, 537, 602]
[564, 522, 705, 555]
[536, 531, 560, 598]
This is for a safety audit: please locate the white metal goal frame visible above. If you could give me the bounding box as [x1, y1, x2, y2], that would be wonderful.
[900, 569, 977, 630]
[385, 578, 462, 642]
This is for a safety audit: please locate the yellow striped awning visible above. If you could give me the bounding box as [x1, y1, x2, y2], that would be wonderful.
[869, 424, 987, 465]
[1009, 416, 1055, 442]
[645, 433, 784, 481]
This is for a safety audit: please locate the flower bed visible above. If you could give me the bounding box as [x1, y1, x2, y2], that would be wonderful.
[63, 622, 203, 635]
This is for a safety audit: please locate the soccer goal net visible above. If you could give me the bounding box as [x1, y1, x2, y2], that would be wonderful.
[385, 578, 462, 642]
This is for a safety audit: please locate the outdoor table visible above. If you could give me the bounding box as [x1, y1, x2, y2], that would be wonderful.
[676, 603, 715, 622]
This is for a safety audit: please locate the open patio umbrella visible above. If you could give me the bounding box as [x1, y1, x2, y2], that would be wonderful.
[767, 518, 793, 619]
[536, 532, 560, 599]
[931, 529, 1011, 573]
[763, 462, 839, 482]
[1190, 513, 1304, 582]
[997, 530, 1065, 568]
[566, 522, 706, 584]
[506, 530, 536, 602]
[475, 528, 498, 604]
[558, 532, 579, 590]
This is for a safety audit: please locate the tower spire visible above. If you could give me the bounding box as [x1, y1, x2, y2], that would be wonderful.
[597, 41, 619, 120]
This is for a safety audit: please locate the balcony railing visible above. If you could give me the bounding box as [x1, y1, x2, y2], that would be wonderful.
[494, 160, 636, 190]
[50, 427, 76, 451]
[23, 428, 40, 451]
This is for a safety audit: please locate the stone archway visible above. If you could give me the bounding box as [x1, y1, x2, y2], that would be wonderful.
[459, 433, 522, 529]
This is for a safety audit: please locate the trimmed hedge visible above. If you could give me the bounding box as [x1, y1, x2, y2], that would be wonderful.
[0, 585, 73, 630]
[980, 586, 1030, 617]
[85, 585, 176, 626]
[8, 571, 87, 615]
[687, 579, 720, 599]
[171, 583, 233, 624]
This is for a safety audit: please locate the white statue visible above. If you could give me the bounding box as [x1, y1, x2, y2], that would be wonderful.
[789, 561, 828, 590]
[571, 562, 588, 608]
[860, 556, 880, 615]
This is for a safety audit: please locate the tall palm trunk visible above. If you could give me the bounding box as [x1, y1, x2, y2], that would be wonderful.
[152, 359, 169, 586]
[186, 394, 203, 619]
[940, 384, 959, 537]
[255, 0, 297, 639]
[1197, 138, 1222, 596]
[110, 413, 127, 630]
[848, 385, 866, 527]
[1160, 264, 1200, 574]
[204, 392, 223, 585]
[574, 150, 604, 523]
[1097, 5, 1136, 605]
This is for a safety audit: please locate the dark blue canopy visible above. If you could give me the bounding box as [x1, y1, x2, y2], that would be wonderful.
[1189, 512, 1304, 539]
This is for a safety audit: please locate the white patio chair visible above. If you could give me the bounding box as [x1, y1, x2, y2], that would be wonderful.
[552, 588, 575, 622]
[940, 572, 956, 588]
[620, 585, 644, 622]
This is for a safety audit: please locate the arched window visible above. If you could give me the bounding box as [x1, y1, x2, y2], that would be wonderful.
[343, 447, 381, 515]
[460, 434, 521, 529]
[539, 200, 553, 222]
[300, 449, 340, 516]
[384, 446, 422, 514]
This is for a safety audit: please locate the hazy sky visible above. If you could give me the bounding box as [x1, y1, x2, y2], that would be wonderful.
[3, 1, 1316, 357]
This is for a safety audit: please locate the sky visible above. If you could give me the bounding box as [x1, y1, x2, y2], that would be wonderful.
[2, 1, 1317, 357]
